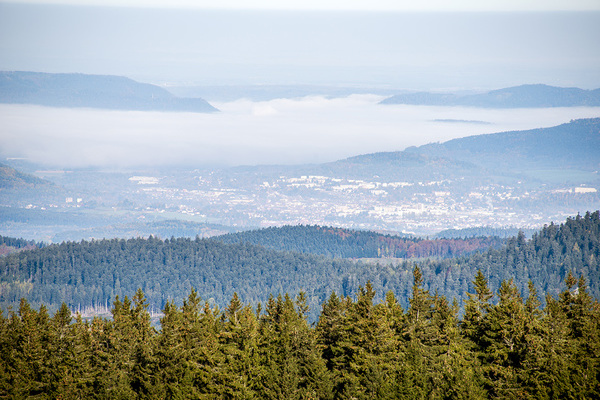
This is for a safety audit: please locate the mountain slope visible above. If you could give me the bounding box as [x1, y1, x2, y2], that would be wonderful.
[407, 117, 600, 172]
[0, 236, 358, 319]
[0, 71, 218, 112]
[0, 163, 58, 191]
[318, 118, 599, 183]
[307, 150, 484, 181]
[297, 118, 598, 183]
[381, 84, 600, 108]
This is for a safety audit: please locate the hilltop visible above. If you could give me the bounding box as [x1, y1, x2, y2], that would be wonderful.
[380, 84, 600, 108]
[0, 71, 218, 112]
[213, 224, 505, 259]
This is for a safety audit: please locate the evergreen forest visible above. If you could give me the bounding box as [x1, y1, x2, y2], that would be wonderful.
[0, 211, 599, 398]
[0, 235, 39, 256]
[1, 211, 599, 320]
[213, 225, 506, 259]
[1, 267, 598, 399]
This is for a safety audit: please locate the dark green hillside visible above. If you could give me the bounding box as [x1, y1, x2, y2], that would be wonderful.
[0, 236, 360, 319]
[0, 71, 218, 112]
[214, 225, 505, 259]
[1, 211, 599, 322]
[422, 211, 600, 302]
[1, 260, 598, 399]
[0, 235, 39, 256]
[0, 235, 37, 249]
[310, 211, 600, 308]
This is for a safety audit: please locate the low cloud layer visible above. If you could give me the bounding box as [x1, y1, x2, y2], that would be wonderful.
[1, 96, 599, 168]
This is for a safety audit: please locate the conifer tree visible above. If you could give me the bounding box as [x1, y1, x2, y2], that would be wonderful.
[69, 313, 96, 398]
[48, 303, 77, 398]
[129, 289, 160, 399]
[547, 272, 600, 398]
[351, 284, 401, 399]
[403, 266, 436, 398]
[0, 308, 9, 399]
[98, 295, 137, 399]
[462, 269, 493, 346]
[218, 292, 259, 399]
[187, 292, 223, 397]
[316, 291, 355, 399]
[430, 297, 486, 400]
[257, 293, 331, 399]
[155, 300, 186, 398]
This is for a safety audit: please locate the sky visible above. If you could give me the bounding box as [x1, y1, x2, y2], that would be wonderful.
[6, 0, 600, 12]
[1, 2, 599, 88]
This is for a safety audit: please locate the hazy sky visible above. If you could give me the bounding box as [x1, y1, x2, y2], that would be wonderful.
[1, 2, 599, 88]
[7, 0, 600, 12]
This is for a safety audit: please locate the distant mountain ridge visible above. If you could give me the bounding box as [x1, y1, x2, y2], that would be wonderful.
[0, 71, 218, 112]
[327, 118, 600, 181]
[407, 118, 600, 172]
[380, 84, 600, 108]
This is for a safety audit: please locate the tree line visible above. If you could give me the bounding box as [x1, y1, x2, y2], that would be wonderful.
[213, 224, 506, 259]
[1, 267, 598, 399]
[0, 211, 599, 322]
[0, 234, 40, 256]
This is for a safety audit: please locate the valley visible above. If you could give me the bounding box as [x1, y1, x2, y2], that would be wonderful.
[3, 162, 597, 242]
[3, 118, 598, 242]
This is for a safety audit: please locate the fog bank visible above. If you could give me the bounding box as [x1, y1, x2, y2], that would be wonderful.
[1, 97, 599, 168]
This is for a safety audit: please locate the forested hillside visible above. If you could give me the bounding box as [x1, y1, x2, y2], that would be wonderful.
[214, 225, 505, 259]
[0, 236, 358, 319]
[0, 163, 58, 191]
[0, 235, 39, 256]
[1, 212, 599, 321]
[1, 268, 598, 399]
[424, 211, 600, 302]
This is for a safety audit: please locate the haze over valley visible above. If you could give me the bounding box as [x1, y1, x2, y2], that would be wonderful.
[1, 1, 599, 259]
[1, 112, 598, 241]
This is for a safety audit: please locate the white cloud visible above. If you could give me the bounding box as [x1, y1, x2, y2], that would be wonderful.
[251, 103, 278, 117]
[1, 99, 599, 168]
